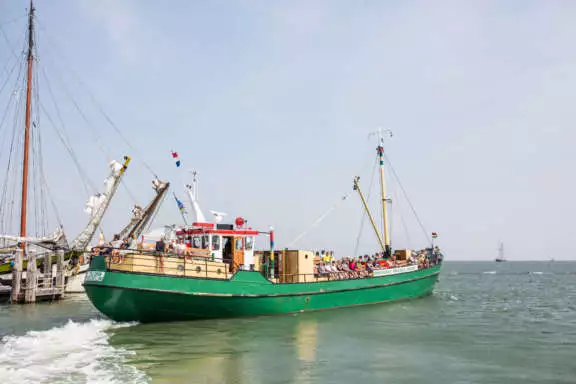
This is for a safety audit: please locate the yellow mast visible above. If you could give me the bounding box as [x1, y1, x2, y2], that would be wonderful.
[353, 176, 386, 253]
[375, 129, 392, 257]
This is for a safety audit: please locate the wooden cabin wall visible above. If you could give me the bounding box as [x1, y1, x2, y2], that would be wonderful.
[280, 250, 299, 283]
[297, 250, 315, 282]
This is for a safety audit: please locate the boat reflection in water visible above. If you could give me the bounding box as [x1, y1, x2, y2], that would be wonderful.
[108, 314, 320, 383]
[295, 317, 319, 383]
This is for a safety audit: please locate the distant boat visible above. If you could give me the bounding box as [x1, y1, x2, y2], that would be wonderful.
[495, 242, 506, 262]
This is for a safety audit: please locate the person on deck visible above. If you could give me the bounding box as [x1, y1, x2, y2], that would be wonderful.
[328, 261, 338, 279]
[109, 234, 122, 261]
[175, 240, 185, 256]
[127, 234, 137, 250]
[341, 260, 352, 278]
[110, 234, 122, 249]
[365, 261, 374, 274]
[318, 263, 328, 278]
[168, 240, 176, 255]
[155, 237, 166, 254]
[433, 246, 443, 265]
[348, 259, 357, 278]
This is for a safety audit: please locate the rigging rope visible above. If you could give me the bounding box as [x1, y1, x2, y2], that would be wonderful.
[287, 192, 351, 248]
[42, 59, 140, 206]
[40, 67, 97, 194]
[382, 152, 429, 243]
[36, 20, 159, 178]
[32, 53, 50, 235]
[0, 60, 19, 109]
[48, 65, 112, 162]
[0, 14, 27, 30]
[397, 190, 412, 250]
[0, 26, 24, 60]
[0, 55, 25, 237]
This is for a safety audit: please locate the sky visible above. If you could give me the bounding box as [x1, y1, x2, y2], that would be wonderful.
[0, 0, 575, 260]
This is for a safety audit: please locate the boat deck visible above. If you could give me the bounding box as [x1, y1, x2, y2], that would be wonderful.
[108, 253, 233, 279]
[104, 252, 428, 285]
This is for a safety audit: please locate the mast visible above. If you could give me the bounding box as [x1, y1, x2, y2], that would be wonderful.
[127, 180, 170, 239]
[69, 156, 131, 250]
[375, 129, 392, 257]
[20, 0, 35, 244]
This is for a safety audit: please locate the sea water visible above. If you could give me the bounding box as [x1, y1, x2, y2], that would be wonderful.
[0, 261, 575, 383]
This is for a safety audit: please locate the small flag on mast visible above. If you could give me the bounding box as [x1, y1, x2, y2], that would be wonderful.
[171, 151, 181, 167]
[432, 232, 438, 239]
[174, 193, 186, 214]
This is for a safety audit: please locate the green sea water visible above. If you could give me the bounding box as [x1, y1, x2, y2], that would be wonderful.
[1, 261, 575, 383]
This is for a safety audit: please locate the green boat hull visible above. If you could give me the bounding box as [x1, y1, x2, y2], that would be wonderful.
[84, 256, 441, 323]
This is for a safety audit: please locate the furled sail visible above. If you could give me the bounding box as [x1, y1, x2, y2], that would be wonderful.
[118, 178, 170, 240]
[0, 228, 68, 250]
[69, 156, 130, 250]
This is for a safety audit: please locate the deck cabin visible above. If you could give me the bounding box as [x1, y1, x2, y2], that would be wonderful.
[175, 221, 259, 271]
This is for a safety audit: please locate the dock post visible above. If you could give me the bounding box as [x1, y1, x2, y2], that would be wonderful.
[24, 248, 37, 303]
[56, 249, 65, 298]
[11, 248, 23, 303]
[43, 252, 52, 288]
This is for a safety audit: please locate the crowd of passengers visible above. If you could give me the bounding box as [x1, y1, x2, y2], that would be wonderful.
[93, 235, 204, 259]
[313, 248, 443, 279]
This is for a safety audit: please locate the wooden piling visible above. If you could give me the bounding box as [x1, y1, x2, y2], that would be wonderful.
[11, 248, 23, 302]
[43, 251, 52, 288]
[24, 248, 37, 303]
[56, 249, 65, 299]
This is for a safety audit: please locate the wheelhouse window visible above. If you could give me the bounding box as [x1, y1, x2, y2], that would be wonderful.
[212, 235, 221, 250]
[235, 238, 243, 251]
[202, 235, 210, 249]
[192, 236, 201, 248]
[245, 236, 254, 251]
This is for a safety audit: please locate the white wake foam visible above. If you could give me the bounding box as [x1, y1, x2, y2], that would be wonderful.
[0, 319, 148, 384]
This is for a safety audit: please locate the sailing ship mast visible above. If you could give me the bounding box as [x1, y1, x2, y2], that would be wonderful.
[20, 0, 35, 252]
[353, 176, 386, 253]
[496, 241, 505, 262]
[375, 129, 392, 257]
[116, 179, 170, 241]
[352, 130, 394, 257]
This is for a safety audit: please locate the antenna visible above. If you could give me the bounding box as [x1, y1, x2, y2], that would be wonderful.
[188, 169, 199, 200]
[368, 127, 393, 142]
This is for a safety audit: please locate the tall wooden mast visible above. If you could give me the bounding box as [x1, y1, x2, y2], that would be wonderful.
[375, 129, 392, 257]
[20, 0, 35, 243]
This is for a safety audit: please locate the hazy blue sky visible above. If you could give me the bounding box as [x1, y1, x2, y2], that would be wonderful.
[1, 0, 575, 260]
